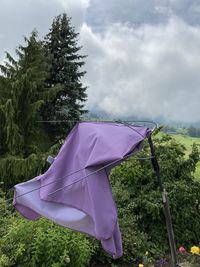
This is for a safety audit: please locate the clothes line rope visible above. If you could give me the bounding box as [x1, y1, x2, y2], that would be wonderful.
[36, 119, 158, 127]
[4, 121, 158, 205]
[4, 154, 154, 205]
[47, 155, 155, 197]
[36, 120, 158, 135]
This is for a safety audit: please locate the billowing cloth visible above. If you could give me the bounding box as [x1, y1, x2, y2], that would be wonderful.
[13, 122, 151, 258]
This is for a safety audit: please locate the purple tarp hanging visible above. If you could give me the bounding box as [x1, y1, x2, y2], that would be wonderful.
[13, 122, 151, 259]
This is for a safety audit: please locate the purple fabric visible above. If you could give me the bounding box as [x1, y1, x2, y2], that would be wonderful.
[14, 122, 151, 258]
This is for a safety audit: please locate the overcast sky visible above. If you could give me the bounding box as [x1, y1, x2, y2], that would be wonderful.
[1, 0, 200, 124]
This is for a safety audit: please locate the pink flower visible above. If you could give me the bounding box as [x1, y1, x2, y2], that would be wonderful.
[179, 246, 186, 254]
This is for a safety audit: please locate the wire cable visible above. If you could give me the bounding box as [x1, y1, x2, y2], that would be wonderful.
[5, 155, 154, 204]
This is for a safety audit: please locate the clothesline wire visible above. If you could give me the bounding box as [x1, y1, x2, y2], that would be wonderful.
[3, 121, 158, 206]
[5, 154, 154, 204]
[13, 122, 150, 199]
[47, 155, 154, 197]
[36, 120, 158, 136]
[36, 119, 157, 127]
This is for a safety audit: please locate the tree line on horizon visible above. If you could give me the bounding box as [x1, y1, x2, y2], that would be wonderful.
[188, 127, 200, 138]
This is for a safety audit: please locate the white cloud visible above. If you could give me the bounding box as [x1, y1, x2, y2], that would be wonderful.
[80, 17, 200, 123]
[57, 0, 90, 27]
[0, 0, 88, 62]
[58, 0, 90, 9]
[1, 0, 200, 123]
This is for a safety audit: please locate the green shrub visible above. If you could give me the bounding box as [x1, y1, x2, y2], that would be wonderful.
[0, 216, 95, 267]
[108, 134, 200, 262]
[0, 190, 14, 237]
[1, 133, 200, 266]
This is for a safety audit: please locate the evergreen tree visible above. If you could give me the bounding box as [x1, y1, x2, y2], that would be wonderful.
[43, 13, 87, 140]
[0, 31, 61, 190]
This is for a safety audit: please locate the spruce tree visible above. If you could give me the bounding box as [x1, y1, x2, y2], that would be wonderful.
[0, 31, 60, 190]
[43, 13, 87, 140]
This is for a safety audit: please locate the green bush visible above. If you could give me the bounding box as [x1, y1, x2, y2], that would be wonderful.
[108, 134, 200, 263]
[0, 190, 14, 237]
[0, 216, 95, 267]
[1, 133, 200, 266]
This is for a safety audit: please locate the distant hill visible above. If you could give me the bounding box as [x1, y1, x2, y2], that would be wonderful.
[87, 109, 200, 127]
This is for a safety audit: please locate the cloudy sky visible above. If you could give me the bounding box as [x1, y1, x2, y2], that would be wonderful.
[1, 0, 200, 124]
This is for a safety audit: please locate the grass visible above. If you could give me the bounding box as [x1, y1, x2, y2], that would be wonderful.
[169, 133, 200, 181]
[171, 134, 200, 154]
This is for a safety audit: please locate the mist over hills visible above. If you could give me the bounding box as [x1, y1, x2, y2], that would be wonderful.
[86, 108, 200, 128]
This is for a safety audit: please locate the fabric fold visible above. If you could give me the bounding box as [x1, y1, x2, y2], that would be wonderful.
[14, 122, 151, 258]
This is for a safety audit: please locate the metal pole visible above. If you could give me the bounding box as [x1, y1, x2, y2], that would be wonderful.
[148, 136, 180, 267]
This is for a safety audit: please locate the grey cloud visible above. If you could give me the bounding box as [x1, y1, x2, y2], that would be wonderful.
[169, 0, 200, 25]
[0, 0, 89, 62]
[1, 0, 200, 124]
[86, 0, 200, 31]
[86, 0, 168, 30]
[80, 17, 200, 123]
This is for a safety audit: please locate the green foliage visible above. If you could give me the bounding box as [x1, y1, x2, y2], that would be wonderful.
[0, 14, 88, 194]
[0, 31, 54, 156]
[107, 134, 200, 262]
[166, 179, 200, 247]
[0, 190, 13, 237]
[0, 25, 199, 266]
[0, 139, 63, 192]
[169, 133, 200, 179]
[43, 13, 87, 141]
[0, 154, 45, 191]
[0, 216, 95, 267]
[0, 31, 64, 191]
[1, 132, 200, 266]
[118, 213, 149, 262]
[188, 127, 200, 138]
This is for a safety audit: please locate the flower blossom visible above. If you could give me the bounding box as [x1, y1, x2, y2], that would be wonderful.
[178, 246, 186, 254]
[190, 246, 200, 255]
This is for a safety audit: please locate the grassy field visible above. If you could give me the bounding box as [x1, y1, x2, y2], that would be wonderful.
[169, 133, 200, 181]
